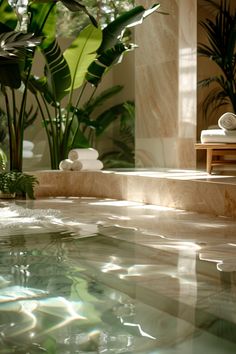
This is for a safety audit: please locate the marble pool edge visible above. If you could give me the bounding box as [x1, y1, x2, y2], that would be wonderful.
[31, 170, 236, 219]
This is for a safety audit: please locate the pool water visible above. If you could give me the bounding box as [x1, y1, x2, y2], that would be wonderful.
[0, 198, 236, 353]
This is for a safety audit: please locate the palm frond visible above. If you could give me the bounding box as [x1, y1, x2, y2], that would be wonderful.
[198, 0, 236, 120]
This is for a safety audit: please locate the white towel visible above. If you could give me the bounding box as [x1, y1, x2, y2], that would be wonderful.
[68, 148, 99, 161]
[59, 159, 73, 171]
[72, 159, 103, 171]
[71, 160, 83, 171]
[200, 129, 236, 143]
[23, 140, 34, 151]
[23, 150, 34, 158]
[218, 112, 236, 130]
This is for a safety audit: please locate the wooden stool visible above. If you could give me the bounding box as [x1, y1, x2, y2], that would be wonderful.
[195, 143, 236, 174]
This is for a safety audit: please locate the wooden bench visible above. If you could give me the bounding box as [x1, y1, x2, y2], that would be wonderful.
[195, 143, 236, 174]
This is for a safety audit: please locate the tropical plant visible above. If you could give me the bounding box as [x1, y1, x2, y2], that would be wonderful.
[198, 0, 236, 124]
[28, 3, 160, 169]
[0, 171, 38, 198]
[71, 85, 132, 145]
[0, 148, 7, 171]
[99, 101, 135, 168]
[57, 0, 135, 37]
[0, 0, 97, 172]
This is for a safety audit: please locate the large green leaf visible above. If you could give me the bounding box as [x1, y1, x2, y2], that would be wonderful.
[86, 4, 160, 87]
[0, 31, 41, 88]
[0, 0, 17, 33]
[64, 24, 102, 92]
[43, 40, 72, 101]
[98, 4, 160, 53]
[86, 42, 133, 86]
[28, 2, 56, 49]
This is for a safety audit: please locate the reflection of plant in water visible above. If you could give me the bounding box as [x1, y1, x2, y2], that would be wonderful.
[0, 231, 157, 353]
[0, 233, 103, 353]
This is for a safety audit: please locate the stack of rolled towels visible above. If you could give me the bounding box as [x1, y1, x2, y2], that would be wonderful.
[59, 148, 104, 171]
[201, 112, 236, 143]
[23, 140, 34, 159]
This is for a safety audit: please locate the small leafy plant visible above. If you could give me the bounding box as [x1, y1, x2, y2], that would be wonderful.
[0, 172, 38, 199]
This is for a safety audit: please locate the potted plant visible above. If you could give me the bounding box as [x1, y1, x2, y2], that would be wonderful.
[0, 171, 38, 199]
[198, 0, 236, 125]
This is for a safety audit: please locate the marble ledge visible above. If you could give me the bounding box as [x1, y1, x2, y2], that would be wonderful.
[31, 170, 236, 219]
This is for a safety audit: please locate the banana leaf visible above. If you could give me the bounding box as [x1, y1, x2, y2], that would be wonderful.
[86, 4, 160, 87]
[98, 4, 160, 53]
[86, 42, 133, 86]
[63, 24, 102, 92]
[43, 40, 72, 102]
[0, 31, 41, 88]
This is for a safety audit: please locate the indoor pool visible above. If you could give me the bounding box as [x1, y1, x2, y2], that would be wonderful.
[1, 197, 236, 353]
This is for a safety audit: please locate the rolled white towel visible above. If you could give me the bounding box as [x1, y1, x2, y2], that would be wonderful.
[218, 112, 236, 130]
[23, 140, 34, 151]
[68, 148, 99, 161]
[71, 160, 83, 171]
[72, 159, 103, 171]
[23, 150, 34, 158]
[59, 159, 73, 171]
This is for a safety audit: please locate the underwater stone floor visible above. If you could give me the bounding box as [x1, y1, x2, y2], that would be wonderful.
[0, 197, 236, 353]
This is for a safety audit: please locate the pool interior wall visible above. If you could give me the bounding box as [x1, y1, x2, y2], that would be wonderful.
[1, 169, 236, 353]
[33, 169, 236, 218]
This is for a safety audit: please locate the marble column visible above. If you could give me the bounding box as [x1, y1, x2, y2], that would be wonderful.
[135, 0, 197, 169]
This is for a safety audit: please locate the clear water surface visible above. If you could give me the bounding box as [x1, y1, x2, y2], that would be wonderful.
[0, 199, 236, 354]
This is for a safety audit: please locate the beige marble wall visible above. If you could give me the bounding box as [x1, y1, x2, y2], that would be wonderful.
[33, 170, 236, 219]
[135, 0, 197, 168]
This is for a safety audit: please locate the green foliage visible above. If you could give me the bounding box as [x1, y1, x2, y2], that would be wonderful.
[0, 0, 96, 172]
[0, 0, 160, 171]
[0, 148, 7, 171]
[0, 171, 38, 199]
[29, 4, 160, 169]
[100, 101, 135, 169]
[56, 0, 136, 37]
[198, 0, 236, 123]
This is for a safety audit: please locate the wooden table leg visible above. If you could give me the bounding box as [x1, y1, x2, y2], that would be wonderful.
[206, 149, 213, 174]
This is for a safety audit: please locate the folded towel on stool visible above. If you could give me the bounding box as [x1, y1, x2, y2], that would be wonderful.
[72, 159, 103, 171]
[59, 159, 73, 171]
[218, 112, 236, 130]
[68, 148, 99, 161]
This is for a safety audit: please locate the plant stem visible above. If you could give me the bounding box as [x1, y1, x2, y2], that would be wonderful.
[3, 88, 16, 171]
[40, 94, 58, 169]
[35, 94, 55, 168]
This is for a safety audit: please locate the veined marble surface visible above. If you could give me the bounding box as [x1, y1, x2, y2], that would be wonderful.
[32, 169, 236, 218]
[0, 197, 236, 353]
[135, 0, 197, 169]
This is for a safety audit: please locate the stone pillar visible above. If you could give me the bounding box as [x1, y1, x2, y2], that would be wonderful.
[135, 0, 197, 169]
